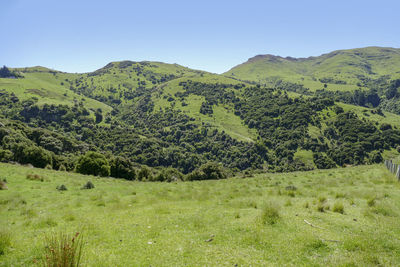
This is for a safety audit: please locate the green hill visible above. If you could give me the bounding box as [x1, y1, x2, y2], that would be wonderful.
[226, 46, 400, 92]
[2, 51, 400, 177]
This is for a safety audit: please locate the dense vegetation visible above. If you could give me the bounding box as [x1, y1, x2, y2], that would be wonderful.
[2, 49, 400, 180]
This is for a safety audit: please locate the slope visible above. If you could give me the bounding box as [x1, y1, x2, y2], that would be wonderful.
[226, 46, 400, 92]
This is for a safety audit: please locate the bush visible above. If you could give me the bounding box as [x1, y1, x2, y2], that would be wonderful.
[56, 184, 67, 191]
[333, 202, 344, 214]
[154, 168, 184, 182]
[81, 181, 94, 190]
[260, 202, 280, 225]
[186, 162, 227, 181]
[137, 166, 153, 181]
[43, 232, 84, 267]
[109, 156, 136, 180]
[59, 164, 67, 172]
[16, 145, 52, 168]
[76, 152, 110, 177]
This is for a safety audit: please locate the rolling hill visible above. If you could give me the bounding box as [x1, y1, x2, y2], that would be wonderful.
[1, 48, 400, 178]
[226, 46, 400, 92]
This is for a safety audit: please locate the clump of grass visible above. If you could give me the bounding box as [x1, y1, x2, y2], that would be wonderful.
[45, 164, 52, 170]
[333, 202, 344, 214]
[43, 232, 84, 267]
[0, 180, 7, 190]
[81, 181, 94, 190]
[367, 197, 376, 207]
[318, 196, 327, 203]
[0, 230, 11, 255]
[287, 191, 295, 198]
[56, 185, 67, 191]
[260, 202, 280, 225]
[335, 192, 346, 199]
[317, 203, 326, 212]
[27, 173, 44, 182]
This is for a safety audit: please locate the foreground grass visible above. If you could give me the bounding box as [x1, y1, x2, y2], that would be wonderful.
[1, 163, 400, 266]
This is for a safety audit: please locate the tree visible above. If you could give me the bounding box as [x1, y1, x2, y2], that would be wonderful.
[110, 156, 136, 180]
[0, 66, 12, 78]
[76, 151, 110, 177]
[186, 162, 227, 181]
[16, 145, 53, 168]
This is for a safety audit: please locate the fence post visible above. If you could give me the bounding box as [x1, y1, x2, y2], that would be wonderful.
[396, 166, 400, 180]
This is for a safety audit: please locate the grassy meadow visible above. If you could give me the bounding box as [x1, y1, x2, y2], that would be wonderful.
[1, 163, 400, 266]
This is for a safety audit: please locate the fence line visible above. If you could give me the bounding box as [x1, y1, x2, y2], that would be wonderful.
[384, 159, 400, 180]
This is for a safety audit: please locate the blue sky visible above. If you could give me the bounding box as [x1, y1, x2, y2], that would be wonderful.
[1, 0, 399, 73]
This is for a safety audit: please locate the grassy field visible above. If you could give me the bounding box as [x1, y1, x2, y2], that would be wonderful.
[1, 163, 400, 266]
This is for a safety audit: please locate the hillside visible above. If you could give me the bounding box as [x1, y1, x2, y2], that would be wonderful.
[2, 55, 400, 177]
[226, 47, 400, 91]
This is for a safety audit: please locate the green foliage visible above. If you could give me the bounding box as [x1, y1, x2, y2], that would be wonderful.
[186, 162, 227, 181]
[154, 168, 184, 182]
[313, 153, 336, 169]
[81, 181, 95, 190]
[76, 152, 110, 177]
[109, 156, 136, 180]
[137, 166, 153, 181]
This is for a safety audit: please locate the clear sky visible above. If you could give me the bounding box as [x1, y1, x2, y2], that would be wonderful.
[1, 0, 399, 74]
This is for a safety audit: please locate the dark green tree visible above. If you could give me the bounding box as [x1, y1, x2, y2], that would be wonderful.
[76, 151, 110, 177]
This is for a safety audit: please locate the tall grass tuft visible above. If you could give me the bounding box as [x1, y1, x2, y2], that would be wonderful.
[0, 230, 11, 255]
[260, 202, 280, 225]
[43, 232, 84, 267]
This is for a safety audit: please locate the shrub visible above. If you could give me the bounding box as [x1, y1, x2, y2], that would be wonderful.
[137, 166, 153, 181]
[0, 230, 11, 255]
[45, 164, 53, 170]
[43, 232, 84, 267]
[56, 184, 67, 191]
[154, 168, 184, 182]
[81, 181, 95, 190]
[260, 202, 280, 225]
[15, 145, 53, 168]
[333, 202, 344, 214]
[109, 156, 136, 180]
[76, 152, 110, 177]
[186, 162, 227, 181]
[59, 164, 67, 172]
